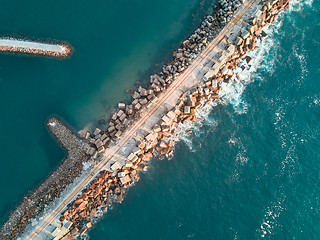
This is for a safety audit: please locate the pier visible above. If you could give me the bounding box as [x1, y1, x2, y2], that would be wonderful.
[0, 0, 290, 239]
[0, 37, 71, 57]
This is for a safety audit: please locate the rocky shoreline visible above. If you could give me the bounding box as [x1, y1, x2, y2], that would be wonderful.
[0, 0, 290, 239]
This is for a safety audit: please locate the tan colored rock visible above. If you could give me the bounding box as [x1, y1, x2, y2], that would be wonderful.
[162, 115, 171, 124]
[142, 152, 153, 161]
[159, 141, 168, 148]
[153, 124, 162, 133]
[167, 111, 176, 120]
[138, 142, 146, 149]
[125, 161, 133, 167]
[120, 175, 131, 184]
[74, 198, 83, 205]
[127, 153, 136, 161]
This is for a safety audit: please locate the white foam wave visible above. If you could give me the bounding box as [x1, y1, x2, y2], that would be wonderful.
[218, 15, 283, 115]
[289, 0, 314, 12]
[236, 150, 249, 165]
[280, 144, 298, 174]
[174, 102, 219, 151]
[309, 94, 320, 107]
[176, 3, 286, 147]
[204, 0, 314, 121]
[258, 190, 286, 238]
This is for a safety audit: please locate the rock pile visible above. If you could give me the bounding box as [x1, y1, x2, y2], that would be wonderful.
[78, 0, 288, 161]
[61, 154, 151, 238]
[0, 41, 71, 58]
[217, 0, 242, 24]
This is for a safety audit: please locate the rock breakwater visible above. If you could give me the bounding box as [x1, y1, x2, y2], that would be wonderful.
[0, 0, 290, 239]
[58, 0, 290, 239]
[0, 37, 72, 58]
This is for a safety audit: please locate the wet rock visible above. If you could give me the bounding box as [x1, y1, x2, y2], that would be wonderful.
[140, 89, 148, 97]
[85, 132, 90, 139]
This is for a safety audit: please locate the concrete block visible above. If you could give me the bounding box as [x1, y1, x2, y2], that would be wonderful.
[184, 106, 191, 114]
[93, 128, 101, 136]
[118, 103, 125, 109]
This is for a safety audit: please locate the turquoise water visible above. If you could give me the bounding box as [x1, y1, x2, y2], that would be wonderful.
[1, 0, 319, 239]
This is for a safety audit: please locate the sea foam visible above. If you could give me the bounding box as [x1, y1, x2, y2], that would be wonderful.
[255, 0, 315, 238]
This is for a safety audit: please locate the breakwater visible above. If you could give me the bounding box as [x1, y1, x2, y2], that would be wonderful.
[0, 0, 290, 239]
[59, 1, 289, 238]
[0, 37, 71, 57]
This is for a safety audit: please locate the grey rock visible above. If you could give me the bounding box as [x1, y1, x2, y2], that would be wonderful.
[117, 110, 124, 117]
[93, 128, 101, 136]
[132, 91, 140, 99]
[139, 98, 148, 105]
[108, 126, 115, 133]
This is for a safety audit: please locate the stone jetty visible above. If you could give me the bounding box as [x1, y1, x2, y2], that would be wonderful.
[0, 37, 72, 58]
[0, 0, 290, 239]
[59, 2, 290, 238]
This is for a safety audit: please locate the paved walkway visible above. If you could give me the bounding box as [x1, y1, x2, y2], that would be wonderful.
[0, 38, 67, 52]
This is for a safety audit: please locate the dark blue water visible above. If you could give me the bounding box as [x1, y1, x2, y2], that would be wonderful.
[1, 0, 319, 239]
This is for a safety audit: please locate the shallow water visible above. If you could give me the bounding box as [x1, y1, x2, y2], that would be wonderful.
[1, 0, 319, 239]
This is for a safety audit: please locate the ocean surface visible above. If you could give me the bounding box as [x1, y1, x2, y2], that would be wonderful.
[0, 0, 319, 239]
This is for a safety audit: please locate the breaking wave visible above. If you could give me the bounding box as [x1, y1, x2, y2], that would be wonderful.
[174, 102, 219, 151]
[176, 6, 284, 148]
[176, 0, 315, 151]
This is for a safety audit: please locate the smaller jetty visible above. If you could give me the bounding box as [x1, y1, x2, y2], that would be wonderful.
[0, 37, 71, 57]
[0, 118, 89, 240]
